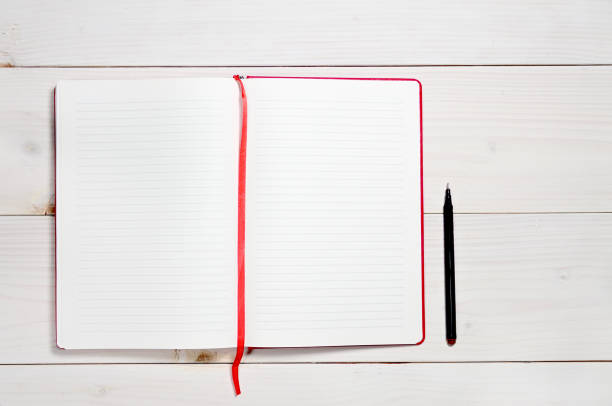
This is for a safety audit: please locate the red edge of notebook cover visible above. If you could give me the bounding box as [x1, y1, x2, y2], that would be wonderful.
[246, 75, 426, 347]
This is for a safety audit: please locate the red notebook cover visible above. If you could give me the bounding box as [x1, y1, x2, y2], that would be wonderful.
[244, 75, 426, 346]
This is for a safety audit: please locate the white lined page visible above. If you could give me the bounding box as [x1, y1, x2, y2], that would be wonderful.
[244, 78, 423, 347]
[56, 78, 239, 349]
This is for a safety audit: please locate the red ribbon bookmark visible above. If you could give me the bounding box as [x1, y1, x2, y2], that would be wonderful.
[232, 75, 247, 395]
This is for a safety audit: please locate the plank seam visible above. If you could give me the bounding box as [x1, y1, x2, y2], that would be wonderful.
[3, 212, 612, 217]
[1, 64, 612, 69]
[1, 360, 611, 366]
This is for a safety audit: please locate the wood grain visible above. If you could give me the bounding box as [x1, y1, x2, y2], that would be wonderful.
[1, 0, 612, 66]
[1, 363, 611, 404]
[2, 66, 612, 215]
[1, 0, 610, 400]
[1, 214, 611, 364]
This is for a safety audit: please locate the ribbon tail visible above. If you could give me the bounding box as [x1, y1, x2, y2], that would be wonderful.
[232, 346, 244, 395]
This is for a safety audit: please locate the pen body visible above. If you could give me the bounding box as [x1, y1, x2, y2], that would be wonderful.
[443, 190, 457, 343]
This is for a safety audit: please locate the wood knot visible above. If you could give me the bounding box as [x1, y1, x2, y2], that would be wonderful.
[195, 351, 217, 362]
[31, 202, 56, 215]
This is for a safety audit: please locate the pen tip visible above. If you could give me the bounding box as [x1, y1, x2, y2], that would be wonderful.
[447, 338, 456, 346]
[446, 183, 450, 191]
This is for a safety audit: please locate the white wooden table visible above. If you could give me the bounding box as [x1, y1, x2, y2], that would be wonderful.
[1, 1, 612, 404]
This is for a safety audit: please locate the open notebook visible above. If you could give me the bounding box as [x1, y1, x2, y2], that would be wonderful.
[55, 76, 424, 390]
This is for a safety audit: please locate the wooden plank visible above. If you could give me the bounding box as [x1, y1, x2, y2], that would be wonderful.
[2, 66, 612, 215]
[1, 1, 612, 66]
[1, 214, 611, 364]
[1, 363, 611, 404]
